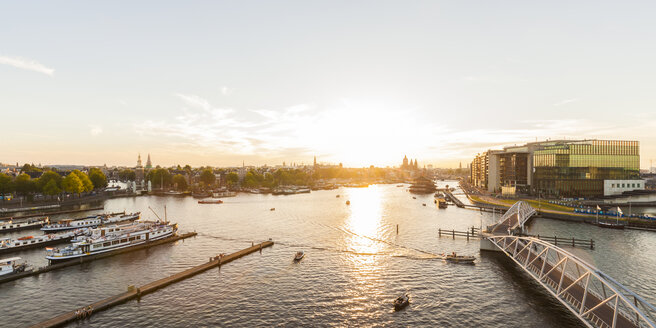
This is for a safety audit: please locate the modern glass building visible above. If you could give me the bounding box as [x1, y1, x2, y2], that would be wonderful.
[471, 139, 644, 198]
[532, 140, 640, 197]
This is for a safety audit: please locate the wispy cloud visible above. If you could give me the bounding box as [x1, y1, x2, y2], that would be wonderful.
[220, 86, 234, 96]
[136, 94, 621, 166]
[553, 98, 580, 106]
[89, 125, 103, 136]
[0, 55, 54, 76]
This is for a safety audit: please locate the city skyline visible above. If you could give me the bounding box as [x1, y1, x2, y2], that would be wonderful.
[3, 1, 656, 168]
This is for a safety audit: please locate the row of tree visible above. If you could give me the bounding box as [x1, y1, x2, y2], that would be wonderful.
[0, 168, 108, 201]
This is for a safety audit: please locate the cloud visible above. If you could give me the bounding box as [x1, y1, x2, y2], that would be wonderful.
[220, 86, 234, 96]
[553, 98, 580, 106]
[0, 55, 54, 76]
[89, 125, 103, 136]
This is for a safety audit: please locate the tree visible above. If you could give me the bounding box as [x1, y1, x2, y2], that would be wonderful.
[172, 174, 188, 191]
[226, 172, 239, 187]
[88, 168, 108, 189]
[119, 169, 136, 181]
[147, 168, 172, 189]
[200, 169, 215, 187]
[42, 179, 62, 198]
[0, 173, 13, 202]
[37, 170, 62, 193]
[14, 173, 35, 198]
[62, 172, 84, 195]
[72, 170, 93, 192]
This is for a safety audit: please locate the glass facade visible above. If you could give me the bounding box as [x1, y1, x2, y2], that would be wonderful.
[499, 152, 528, 191]
[533, 140, 640, 197]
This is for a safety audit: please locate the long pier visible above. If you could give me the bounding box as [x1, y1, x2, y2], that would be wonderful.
[0, 206, 105, 221]
[29, 240, 274, 328]
[0, 232, 197, 285]
[443, 190, 465, 208]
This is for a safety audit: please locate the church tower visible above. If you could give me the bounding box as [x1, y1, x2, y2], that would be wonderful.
[146, 154, 152, 169]
[403, 155, 408, 169]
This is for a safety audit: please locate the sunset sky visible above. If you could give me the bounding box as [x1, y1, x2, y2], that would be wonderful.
[2, 1, 656, 168]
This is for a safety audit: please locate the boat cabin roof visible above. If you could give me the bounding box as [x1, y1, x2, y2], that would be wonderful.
[1, 257, 22, 262]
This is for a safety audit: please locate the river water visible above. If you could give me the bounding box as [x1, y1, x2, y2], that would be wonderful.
[2, 181, 655, 327]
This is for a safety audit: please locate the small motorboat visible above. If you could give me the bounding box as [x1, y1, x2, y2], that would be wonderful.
[422, 203, 426, 206]
[336, 195, 340, 198]
[198, 199, 223, 204]
[596, 221, 625, 229]
[412, 197, 416, 199]
[394, 294, 410, 311]
[270, 208, 275, 211]
[293, 251, 305, 261]
[345, 200, 350, 205]
[443, 252, 475, 264]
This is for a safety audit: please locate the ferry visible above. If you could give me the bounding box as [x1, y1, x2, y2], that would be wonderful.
[0, 228, 90, 254]
[45, 221, 177, 262]
[0, 257, 31, 276]
[41, 212, 140, 232]
[0, 218, 48, 233]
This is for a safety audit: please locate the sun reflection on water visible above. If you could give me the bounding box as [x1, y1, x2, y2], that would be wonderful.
[343, 185, 385, 265]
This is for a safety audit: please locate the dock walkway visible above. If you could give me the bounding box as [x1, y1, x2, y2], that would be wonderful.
[29, 240, 274, 328]
[0, 232, 197, 285]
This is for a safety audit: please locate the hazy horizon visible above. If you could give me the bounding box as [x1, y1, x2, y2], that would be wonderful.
[3, 1, 656, 168]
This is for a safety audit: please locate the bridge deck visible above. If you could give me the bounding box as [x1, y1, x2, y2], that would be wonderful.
[501, 238, 639, 328]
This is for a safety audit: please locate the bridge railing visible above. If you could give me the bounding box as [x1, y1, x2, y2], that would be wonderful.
[487, 235, 656, 328]
[487, 201, 536, 233]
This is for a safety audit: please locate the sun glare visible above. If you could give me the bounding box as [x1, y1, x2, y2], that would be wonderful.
[344, 185, 385, 262]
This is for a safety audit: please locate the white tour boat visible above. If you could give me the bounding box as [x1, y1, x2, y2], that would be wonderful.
[45, 221, 177, 262]
[0, 257, 30, 276]
[41, 212, 140, 232]
[0, 228, 91, 254]
[0, 218, 49, 233]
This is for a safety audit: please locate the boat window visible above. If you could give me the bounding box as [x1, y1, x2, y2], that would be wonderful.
[103, 242, 111, 247]
[120, 239, 127, 243]
[112, 240, 119, 245]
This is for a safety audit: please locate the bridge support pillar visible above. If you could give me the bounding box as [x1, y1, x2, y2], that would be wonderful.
[480, 238, 502, 252]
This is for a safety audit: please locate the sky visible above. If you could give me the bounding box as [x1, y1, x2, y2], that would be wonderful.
[2, 1, 656, 168]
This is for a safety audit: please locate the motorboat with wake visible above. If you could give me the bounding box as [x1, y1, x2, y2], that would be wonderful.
[443, 252, 475, 264]
[293, 251, 305, 261]
[394, 294, 410, 311]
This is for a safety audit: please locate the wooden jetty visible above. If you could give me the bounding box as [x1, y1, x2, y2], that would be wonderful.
[443, 190, 465, 208]
[0, 206, 105, 221]
[437, 228, 595, 249]
[29, 240, 274, 328]
[0, 231, 197, 285]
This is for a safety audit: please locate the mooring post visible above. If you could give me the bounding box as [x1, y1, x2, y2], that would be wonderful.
[572, 237, 575, 247]
[554, 236, 558, 246]
[396, 224, 399, 234]
[466, 231, 469, 241]
[452, 229, 455, 239]
[591, 239, 594, 250]
[438, 228, 441, 237]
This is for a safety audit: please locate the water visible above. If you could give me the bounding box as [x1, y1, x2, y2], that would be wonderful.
[2, 182, 655, 327]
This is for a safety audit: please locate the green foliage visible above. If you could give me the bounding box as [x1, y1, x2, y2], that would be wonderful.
[43, 179, 62, 196]
[20, 163, 42, 173]
[37, 171, 62, 191]
[72, 170, 93, 192]
[226, 172, 239, 186]
[118, 169, 136, 181]
[88, 168, 108, 189]
[62, 172, 84, 194]
[200, 169, 216, 186]
[172, 174, 188, 191]
[14, 173, 36, 196]
[0, 173, 13, 199]
[147, 168, 172, 188]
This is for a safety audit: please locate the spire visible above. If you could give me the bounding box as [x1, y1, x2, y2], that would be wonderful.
[314, 156, 317, 166]
[137, 153, 142, 167]
[146, 154, 152, 169]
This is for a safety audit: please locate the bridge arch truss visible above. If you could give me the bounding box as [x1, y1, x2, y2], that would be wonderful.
[487, 235, 656, 328]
